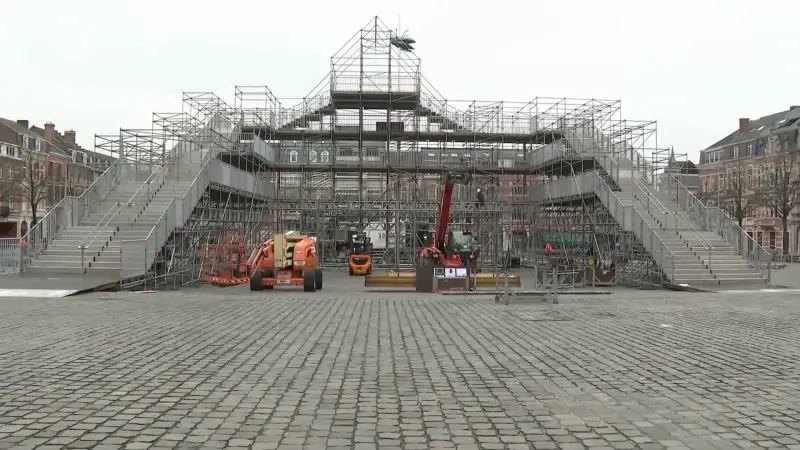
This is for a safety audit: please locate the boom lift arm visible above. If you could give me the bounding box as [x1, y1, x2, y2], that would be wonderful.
[362, 171, 522, 292]
[433, 172, 472, 255]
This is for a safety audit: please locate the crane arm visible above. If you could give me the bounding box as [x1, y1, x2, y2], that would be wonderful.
[434, 177, 455, 252]
[433, 172, 472, 252]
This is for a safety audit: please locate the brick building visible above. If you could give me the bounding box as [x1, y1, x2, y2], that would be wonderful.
[698, 106, 800, 255]
[0, 119, 116, 238]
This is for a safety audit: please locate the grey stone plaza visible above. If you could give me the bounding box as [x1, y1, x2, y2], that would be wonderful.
[1, 274, 799, 449]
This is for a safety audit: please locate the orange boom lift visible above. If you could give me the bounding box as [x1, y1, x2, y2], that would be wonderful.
[248, 231, 323, 292]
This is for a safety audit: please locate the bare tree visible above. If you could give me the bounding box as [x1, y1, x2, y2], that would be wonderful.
[755, 137, 800, 257]
[725, 159, 753, 228]
[65, 163, 89, 197]
[18, 151, 51, 228]
[0, 161, 23, 218]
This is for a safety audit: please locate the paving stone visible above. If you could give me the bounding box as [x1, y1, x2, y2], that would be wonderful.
[0, 287, 798, 448]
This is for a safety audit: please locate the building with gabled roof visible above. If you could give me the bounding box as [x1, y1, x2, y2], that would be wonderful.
[0, 118, 116, 238]
[698, 106, 800, 257]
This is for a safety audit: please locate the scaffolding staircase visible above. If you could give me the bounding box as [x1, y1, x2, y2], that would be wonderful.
[23, 164, 163, 275]
[23, 116, 274, 281]
[530, 126, 769, 286]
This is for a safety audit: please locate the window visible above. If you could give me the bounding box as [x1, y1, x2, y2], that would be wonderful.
[320, 150, 330, 163]
[747, 143, 754, 156]
[289, 150, 298, 163]
[309, 150, 318, 163]
[732, 146, 739, 158]
[769, 231, 776, 249]
[426, 185, 437, 200]
[34, 138, 41, 152]
[22, 135, 29, 149]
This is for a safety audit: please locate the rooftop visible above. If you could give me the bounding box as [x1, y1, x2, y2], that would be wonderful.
[705, 106, 800, 151]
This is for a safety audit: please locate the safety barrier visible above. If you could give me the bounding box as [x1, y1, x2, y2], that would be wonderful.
[0, 238, 21, 274]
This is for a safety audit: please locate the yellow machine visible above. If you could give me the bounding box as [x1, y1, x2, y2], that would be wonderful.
[248, 231, 322, 292]
[364, 271, 521, 289]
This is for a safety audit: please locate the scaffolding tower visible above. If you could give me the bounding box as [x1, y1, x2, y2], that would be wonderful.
[94, 16, 672, 286]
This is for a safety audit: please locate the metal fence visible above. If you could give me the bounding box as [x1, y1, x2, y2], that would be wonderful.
[0, 238, 21, 275]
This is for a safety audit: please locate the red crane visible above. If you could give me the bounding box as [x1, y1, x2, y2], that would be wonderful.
[416, 171, 479, 292]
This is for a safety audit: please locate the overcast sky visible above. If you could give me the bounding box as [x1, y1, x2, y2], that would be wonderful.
[1, 0, 797, 162]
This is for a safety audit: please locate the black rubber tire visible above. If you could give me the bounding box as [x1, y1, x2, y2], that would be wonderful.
[249, 270, 263, 291]
[263, 269, 275, 290]
[303, 270, 316, 292]
[314, 268, 323, 290]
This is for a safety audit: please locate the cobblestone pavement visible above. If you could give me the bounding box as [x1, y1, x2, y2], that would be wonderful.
[1, 279, 800, 450]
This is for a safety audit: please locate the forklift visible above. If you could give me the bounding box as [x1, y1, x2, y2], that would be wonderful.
[348, 231, 373, 276]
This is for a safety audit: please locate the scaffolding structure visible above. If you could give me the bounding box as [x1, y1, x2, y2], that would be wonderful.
[94, 16, 672, 287]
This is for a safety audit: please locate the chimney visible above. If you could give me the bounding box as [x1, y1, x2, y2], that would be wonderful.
[739, 118, 750, 133]
[63, 130, 76, 145]
[16, 119, 28, 129]
[44, 122, 55, 142]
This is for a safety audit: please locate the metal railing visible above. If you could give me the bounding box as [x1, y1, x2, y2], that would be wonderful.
[119, 143, 218, 281]
[630, 175, 714, 275]
[0, 237, 21, 274]
[565, 129, 714, 281]
[78, 202, 121, 273]
[536, 170, 677, 283]
[590, 173, 677, 283]
[121, 166, 166, 227]
[77, 165, 167, 273]
[663, 172, 771, 281]
[19, 160, 127, 271]
[120, 199, 178, 280]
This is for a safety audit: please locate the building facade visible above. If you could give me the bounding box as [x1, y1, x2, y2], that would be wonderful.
[698, 107, 800, 256]
[0, 119, 115, 238]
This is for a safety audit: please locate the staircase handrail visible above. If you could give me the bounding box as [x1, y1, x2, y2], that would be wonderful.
[585, 130, 718, 272]
[78, 202, 121, 260]
[587, 140, 712, 255]
[19, 159, 126, 271]
[119, 198, 177, 279]
[119, 158, 213, 279]
[78, 165, 164, 273]
[80, 166, 163, 251]
[664, 171, 770, 280]
[123, 166, 167, 226]
[631, 174, 713, 252]
[596, 174, 678, 283]
[630, 174, 716, 274]
[539, 170, 677, 282]
[118, 123, 232, 279]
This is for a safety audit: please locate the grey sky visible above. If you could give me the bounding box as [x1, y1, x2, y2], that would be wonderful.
[1, 0, 797, 162]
